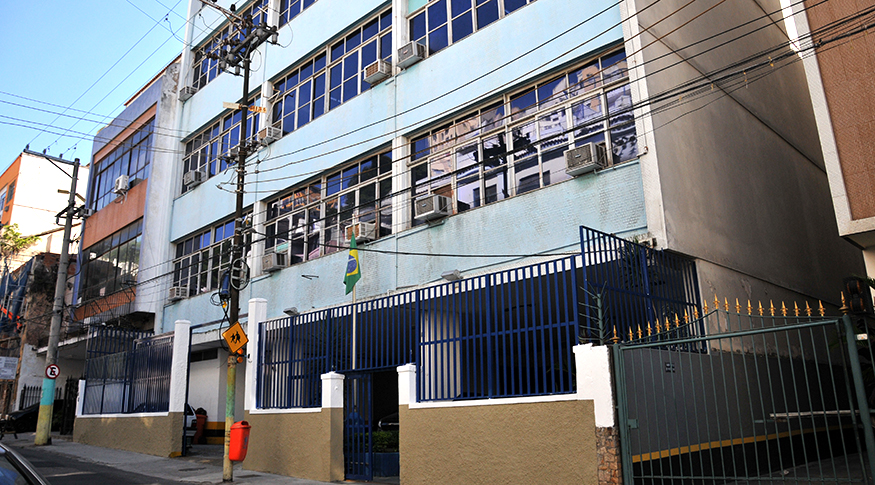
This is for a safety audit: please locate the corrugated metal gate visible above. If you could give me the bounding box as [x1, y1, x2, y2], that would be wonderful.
[614, 307, 875, 484]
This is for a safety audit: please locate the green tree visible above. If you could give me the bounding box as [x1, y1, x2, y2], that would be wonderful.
[0, 224, 39, 265]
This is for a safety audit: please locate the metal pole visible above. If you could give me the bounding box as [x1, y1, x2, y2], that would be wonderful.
[841, 312, 875, 483]
[224, 39, 251, 483]
[35, 158, 79, 446]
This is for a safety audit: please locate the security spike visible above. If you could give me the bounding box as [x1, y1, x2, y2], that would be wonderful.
[758, 301, 764, 316]
[747, 300, 752, 315]
[655, 320, 662, 334]
[715, 295, 720, 312]
[703, 300, 709, 314]
[819, 300, 825, 317]
[736, 298, 741, 313]
[647, 322, 652, 336]
[805, 301, 812, 317]
[724, 297, 730, 312]
[693, 307, 699, 320]
[675, 314, 681, 328]
[612, 326, 619, 343]
[841, 291, 846, 307]
[769, 300, 775, 317]
[794, 302, 800, 317]
[781, 302, 787, 317]
[637, 324, 643, 339]
[628, 328, 634, 341]
[684, 309, 690, 324]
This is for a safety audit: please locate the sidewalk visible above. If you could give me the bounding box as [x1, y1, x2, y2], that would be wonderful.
[2, 432, 371, 485]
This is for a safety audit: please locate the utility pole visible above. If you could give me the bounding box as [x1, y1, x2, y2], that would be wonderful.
[200, 4, 276, 480]
[35, 158, 80, 446]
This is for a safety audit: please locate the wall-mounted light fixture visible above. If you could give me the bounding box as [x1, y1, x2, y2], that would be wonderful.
[441, 269, 462, 281]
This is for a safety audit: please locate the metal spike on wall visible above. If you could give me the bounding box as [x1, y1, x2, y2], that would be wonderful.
[736, 298, 741, 313]
[781, 302, 787, 317]
[724, 297, 730, 312]
[647, 322, 652, 336]
[770, 300, 776, 316]
[747, 300, 752, 315]
[794, 302, 800, 317]
[637, 324, 642, 339]
[819, 300, 825, 317]
[805, 301, 812, 317]
[758, 301, 764, 316]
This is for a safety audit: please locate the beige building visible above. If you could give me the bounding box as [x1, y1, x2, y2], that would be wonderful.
[0, 150, 88, 270]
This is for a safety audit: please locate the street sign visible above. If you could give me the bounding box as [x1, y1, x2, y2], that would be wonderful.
[222, 102, 267, 114]
[222, 322, 248, 354]
[45, 364, 60, 380]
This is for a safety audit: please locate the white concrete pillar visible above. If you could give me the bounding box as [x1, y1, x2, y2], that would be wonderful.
[391, 0, 410, 72]
[75, 379, 85, 417]
[392, 135, 411, 236]
[245, 298, 267, 412]
[259, 82, 275, 134]
[252, 200, 269, 275]
[168, 320, 192, 413]
[321, 372, 345, 409]
[397, 363, 416, 406]
[572, 344, 615, 428]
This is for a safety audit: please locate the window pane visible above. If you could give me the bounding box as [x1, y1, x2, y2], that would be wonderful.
[428, 0, 448, 29]
[538, 109, 568, 150]
[361, 40, 378, 69]
[452, 0, 471, 17]
[510, 88, 537, 121]
[331, 41, 345, 62]
[363, 17, 379, 41]
[346, 31, 361, 51]
[483, 133, 507, 170]
[452, 12, 474, 42]
[541, 147, 571, 187]
[484, 168, 508, 204]
[602, 51, 629, 83]
[476, 1, 499, 29]
[411, 13, 427, 41]
[511, 120, 537, 159]
[610, 124, 638, 164]
[504, 0, 526, 13]
[538, 76, 568, 110]
[428, 25, 449, 54]
[457, 175, 479, 212]
[514, 156, 539, 194]
[344, 53, 359, 80]
[343, 78, 358, 102]
[456, 142, 479, 176]
[569, 61, 600, 97]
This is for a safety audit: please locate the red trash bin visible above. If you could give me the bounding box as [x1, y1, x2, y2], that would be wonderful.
[229, 421, 251, 462]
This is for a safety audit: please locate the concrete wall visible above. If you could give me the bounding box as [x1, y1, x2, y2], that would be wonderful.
[242, 408, 344, 482]
[73, 412, 184, 457]
[399, 400, 597, 484]
[624, 0, 864, 303]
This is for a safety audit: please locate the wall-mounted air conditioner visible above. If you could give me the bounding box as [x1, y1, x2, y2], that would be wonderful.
[178, 86, 198, 102]
[262, 252, 287, 272]
[168, 286, 187, 301]
[564, 143, 608, 176]
[112, 175, 130, 195]
[414, 194, 450, 221]
[397, 42, 426, 69]
[257, 126, 282, 146]
[345, 222, 377, 243]
[183, 170, 205, 188]
[364, 60, 392, 85]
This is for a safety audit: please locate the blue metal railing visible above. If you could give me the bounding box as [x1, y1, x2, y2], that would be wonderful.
[257, 255, 582, 408]
[580, 227, 702, 347]
[82, 334, 173, 415]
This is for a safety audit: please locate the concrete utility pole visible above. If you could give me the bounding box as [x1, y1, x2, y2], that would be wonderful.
[199, 4, 276, 480]
[35, 158, 80, 446]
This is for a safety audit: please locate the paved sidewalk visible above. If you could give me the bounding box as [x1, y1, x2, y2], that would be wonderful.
[2, 432, 371, 484]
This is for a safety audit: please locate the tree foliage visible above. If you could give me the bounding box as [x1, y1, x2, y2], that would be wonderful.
[0, 224, 39, 263]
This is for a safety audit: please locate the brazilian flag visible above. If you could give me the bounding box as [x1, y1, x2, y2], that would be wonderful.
[344, 234, 361, 295]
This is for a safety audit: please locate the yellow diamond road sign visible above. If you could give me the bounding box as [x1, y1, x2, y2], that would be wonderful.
[223, 322, 248, 354]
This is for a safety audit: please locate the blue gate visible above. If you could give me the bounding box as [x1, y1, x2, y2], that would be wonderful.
[344, 373, 373, 481]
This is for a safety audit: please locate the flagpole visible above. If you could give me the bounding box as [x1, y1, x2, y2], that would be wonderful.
[351, 286, 356, 370]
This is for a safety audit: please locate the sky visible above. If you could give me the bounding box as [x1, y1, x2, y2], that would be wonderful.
[0, 1, 191, 173]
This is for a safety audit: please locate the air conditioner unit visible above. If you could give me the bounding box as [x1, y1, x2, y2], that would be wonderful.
[178, 85, 198, 102]
[183, 170, 205, 187]
[364, 60, 392, 85]
[262, 252, 287, 272]
[565, 143, 608, 176]
[168, 286, 187, 301]
[257, 126, 282, 146]
[414, 194, 451, 221]
[345, 222, 377, 243]
[112, 174, 130, 195]
[397, 41, 426, 69]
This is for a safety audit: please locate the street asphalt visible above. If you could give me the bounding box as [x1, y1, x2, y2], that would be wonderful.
[1, 432, 378, 484]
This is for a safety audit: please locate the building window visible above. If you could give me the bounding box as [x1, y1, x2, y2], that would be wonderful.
[409, 49, 634, 224]
[271, 9, 392, 136]
[278, 0, 318, 27]
[182, 100, 260, 193]
[410, 0, 535, 55]
[191, 0, 271, 90]
[173, 217, 251, 298]
[81, 220, 143, 301]
[89, 119, 155, 212]
[264, 148, 393, 266]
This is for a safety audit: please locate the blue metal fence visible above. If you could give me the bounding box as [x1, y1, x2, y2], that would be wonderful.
[257, 255, 581, 408]
[580, 227, 702, 348]
[82, 334, 173, 415]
